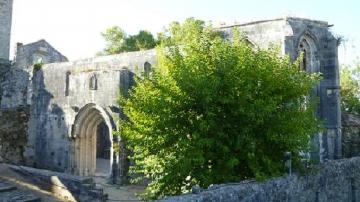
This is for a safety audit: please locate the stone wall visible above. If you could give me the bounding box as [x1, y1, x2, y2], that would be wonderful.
[160, 157, 360, 202]
[0, 106, 29, 164]
[342, 113, 360, 158]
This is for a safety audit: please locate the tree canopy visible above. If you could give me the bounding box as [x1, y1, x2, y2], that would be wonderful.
[340, 63, 360, 114]
[117, 18, 321, 199]
[100, 26, 156, 55]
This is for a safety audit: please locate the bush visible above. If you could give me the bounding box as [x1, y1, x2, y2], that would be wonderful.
[118, 18, 321, 199]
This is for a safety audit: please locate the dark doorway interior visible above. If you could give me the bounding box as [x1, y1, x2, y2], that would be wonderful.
[95, 121, 111, 176]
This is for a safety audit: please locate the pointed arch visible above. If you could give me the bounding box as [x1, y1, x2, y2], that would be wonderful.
[297, 31, 320, 73]
[89, 74, 98, 90]
[69, 103, 115, 177]
[144, 61, 152, 77]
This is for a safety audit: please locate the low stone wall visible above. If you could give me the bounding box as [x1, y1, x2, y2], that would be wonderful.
[160, 157, 360, 202]
[10, 165, 107, 202]
[0, 107, 29, 164]
[342, 113, 360, 158]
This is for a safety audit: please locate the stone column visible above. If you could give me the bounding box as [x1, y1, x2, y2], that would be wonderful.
[112, 136, 129, 185]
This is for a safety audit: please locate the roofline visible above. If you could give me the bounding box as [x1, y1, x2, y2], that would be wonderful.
[17, 39, 68, 61]
[216, 16, 329, 29]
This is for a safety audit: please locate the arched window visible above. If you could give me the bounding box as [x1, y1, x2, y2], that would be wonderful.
[89, 74, 98, 90]
[297, 33, 321, 107]
[65, 71, 71, 96]
[144, 62, 152, 77]
[297, 33, 319, 73]
[299, 44, 307, 71]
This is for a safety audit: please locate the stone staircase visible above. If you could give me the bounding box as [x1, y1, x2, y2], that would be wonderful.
[0, 180, 40, 202]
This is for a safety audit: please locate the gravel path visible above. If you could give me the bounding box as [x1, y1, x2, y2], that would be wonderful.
[94, 176, 145, 202]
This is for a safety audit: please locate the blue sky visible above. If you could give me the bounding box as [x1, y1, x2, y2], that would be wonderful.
[10, 0, 359, 64]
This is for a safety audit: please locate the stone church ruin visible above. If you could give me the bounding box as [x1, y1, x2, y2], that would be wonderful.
[0, 0, 341, 185]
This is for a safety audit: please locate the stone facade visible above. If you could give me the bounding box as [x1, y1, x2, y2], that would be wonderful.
[159, 157, 360, 202]
[25, 50, 156, 182]
[0, 0, 12, 60]
[0, 0, 342, 185]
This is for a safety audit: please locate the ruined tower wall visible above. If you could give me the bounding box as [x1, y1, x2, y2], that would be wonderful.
[284, 18, 342, 161]
[0, 0, 13, 61]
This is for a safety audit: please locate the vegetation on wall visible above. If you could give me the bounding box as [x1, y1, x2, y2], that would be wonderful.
[117, 18, 321, 199]
[340, 63, 360, 115]
[33, 62, 43, 73]
[99, 26, 157, 55]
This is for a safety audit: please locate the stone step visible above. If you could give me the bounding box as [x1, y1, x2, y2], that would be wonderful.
[0, 185, 16, 192]
[0, 180, 41, 202]
[0, 189, 41, 202]
[0, 181, 16, 192]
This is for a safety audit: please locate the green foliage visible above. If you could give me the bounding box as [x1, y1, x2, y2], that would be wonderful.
[100, 26, 156, 55]
[117, 18, 321, 199]
[340, 63, 360, 114]
[33, 62, 43, 73]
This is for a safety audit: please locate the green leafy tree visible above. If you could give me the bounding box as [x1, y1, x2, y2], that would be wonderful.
[100, 26, 127, 54]
[340, 63, 360, 114]
[118, 18, 321, 199]
[100, 26, 156, 55]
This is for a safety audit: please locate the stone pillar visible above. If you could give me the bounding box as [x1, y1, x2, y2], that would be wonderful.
[111, 141, 119, 184]
[118, 141, 129, 185]
[112, 136, 129, 185]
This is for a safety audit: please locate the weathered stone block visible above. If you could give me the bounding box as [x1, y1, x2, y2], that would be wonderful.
[342, 113, 360, 158]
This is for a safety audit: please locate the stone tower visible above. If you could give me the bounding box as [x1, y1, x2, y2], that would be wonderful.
[0, 0, 13, 61]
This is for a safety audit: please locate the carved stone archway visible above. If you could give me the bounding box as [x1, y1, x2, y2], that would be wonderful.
[69, 103, 114, 177]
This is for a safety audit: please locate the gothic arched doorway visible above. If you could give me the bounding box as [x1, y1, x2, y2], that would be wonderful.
[69, 104, 114, 177]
